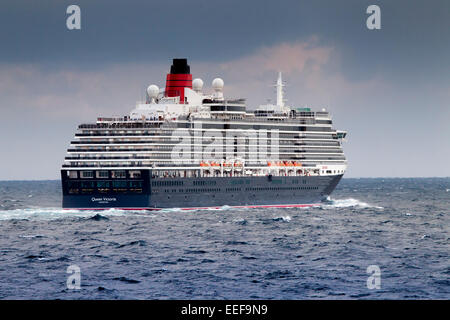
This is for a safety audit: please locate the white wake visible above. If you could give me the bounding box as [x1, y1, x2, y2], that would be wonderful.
[0, 207, 143, 221]
[320, 198, 383, 209]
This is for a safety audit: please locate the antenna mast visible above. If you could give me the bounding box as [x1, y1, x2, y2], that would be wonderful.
[276, 72, 285, 107]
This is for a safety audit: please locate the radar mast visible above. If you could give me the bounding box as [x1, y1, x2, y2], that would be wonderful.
[276, 72, 285, 107]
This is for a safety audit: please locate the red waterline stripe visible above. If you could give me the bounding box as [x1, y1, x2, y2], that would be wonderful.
[66, 203, 320, 211]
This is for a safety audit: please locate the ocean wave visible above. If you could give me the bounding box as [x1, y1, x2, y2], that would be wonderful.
[0, 199, 385, 220]
[320, 198, 383, 209]
[272, 215, 292, 222]
[0, 179, 447, 299]
[0, 207, 147, 221]
[232, 218, 248, 225]
[18, 234, 45, 239]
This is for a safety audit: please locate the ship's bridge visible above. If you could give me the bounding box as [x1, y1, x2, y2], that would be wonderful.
[204, 98, 246, 120]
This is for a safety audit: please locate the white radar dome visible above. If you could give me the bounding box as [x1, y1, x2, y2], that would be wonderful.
[192, 78, 204, 92]
[147, 85, 159, 100]
[212, 78, 224, 91]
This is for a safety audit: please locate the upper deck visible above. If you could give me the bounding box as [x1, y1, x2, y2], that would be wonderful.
[77, 110, 332, 130]
[62, 59, 347, 179]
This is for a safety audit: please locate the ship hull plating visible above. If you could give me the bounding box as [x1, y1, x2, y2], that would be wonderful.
[61, 170, 343, 209]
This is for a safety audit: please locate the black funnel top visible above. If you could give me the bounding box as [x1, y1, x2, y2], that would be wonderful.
[170, 58, 190, 74]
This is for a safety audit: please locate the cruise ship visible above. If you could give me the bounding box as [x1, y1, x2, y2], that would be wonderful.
[61, 59, 347, 210]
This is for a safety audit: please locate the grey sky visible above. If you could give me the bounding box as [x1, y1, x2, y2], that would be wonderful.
[0, 0, 449, 180]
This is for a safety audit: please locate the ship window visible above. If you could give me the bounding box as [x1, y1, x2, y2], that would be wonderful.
[210, 105, 226, 111]
[112, 170, 126, 178]
[80, 181, 94, 188]
[96, 170, 109, 178]
[68, 171, 78, 179]
[112, 181, 127, 188]
[129, 181, 142, 193]
[67, 181, 78, 188]
[81, 171, 93, 178]
[129, 181, 142, 188]
[129, 170, 141, 179]
[97, 181, 110, 188]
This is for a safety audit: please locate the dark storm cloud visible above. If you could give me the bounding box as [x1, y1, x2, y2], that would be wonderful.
[0, 0, 449, 179]
[1, 0, 449, 78]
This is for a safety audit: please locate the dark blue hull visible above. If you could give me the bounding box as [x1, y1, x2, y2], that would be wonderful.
[61, 169, 343, 209]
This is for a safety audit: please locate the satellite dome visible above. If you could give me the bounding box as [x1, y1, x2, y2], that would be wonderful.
[212, 78, 224, 91]
[147, 85, 159, 100]
[192, 78, 204, 92]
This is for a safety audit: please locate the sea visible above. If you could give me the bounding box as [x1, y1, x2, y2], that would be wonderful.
[0, 178, 448, 299]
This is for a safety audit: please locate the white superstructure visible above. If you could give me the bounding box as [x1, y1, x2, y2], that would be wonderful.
[63, 59, 347, 180]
